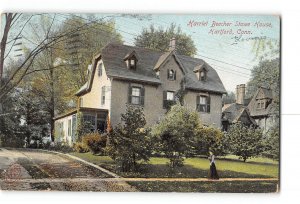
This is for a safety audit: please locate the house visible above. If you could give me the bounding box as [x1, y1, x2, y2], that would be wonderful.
[221, 84, 257, 131]
[222, 84, 277, 133]
[247, 86, 278, 133]
[54, 39, 226, 145]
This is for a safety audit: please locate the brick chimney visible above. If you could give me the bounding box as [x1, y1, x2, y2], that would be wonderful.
[236, 84, 246, 105]
[169, 37, 176, 51]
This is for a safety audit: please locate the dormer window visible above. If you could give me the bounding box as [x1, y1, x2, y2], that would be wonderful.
[98, 63, 103, 77]
[130, 59, 136, 69]
[200, 70, 206, 81]
[256, 100, 266, 110]
[167, 69, 176, 80]
[124, 50, 138, 70]
[194, 64, 208, 81]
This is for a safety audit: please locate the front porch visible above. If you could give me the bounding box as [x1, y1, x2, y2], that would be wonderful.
[54, 107, 109, 145]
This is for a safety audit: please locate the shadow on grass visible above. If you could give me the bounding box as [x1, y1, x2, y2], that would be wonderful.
[99, 163, 272, 179]
[128, 180, 278, 193]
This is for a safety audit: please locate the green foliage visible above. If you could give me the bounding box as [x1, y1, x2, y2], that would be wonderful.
[152, 104, 201, 168]
[134, 24, 197, 56]
[226, 122, 264, 162]
[262, 125, 280, 160]
[246, 58, 279, 108]
[107, 105, 152, 172]
[82, 132, 107, 154]
[222, 91, 236, 105]
[194, 126, 227, 156]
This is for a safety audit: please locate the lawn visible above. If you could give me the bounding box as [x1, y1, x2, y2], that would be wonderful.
[70, 152, 279, 192]
[70, 152, 279, 178]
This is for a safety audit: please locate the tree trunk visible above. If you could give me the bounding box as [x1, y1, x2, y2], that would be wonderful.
[0, 14, 13, 82]
[49, 49, 56, 142]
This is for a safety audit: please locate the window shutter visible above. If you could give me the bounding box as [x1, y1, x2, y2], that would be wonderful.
[174, 70, 177, 80]
[141, 87, 145, 106]
[128, 84, 132, 104]
[196, 95, 200, 111]
[167, 69, 170, 79]
[163, 91, 167, 108]
[207, 95, 211, 113]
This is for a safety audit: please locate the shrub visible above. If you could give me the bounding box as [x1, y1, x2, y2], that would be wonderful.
[82, 133, 107, 154]
[151, 104, 201, 168]
[48, 141, 74, 153]
[106, 105, 152, 172]
[73, 142, 89, 153]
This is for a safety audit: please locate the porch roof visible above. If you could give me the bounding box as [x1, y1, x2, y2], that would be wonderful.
[54, 107, 108, 120]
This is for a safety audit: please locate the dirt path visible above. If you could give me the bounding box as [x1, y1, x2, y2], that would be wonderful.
[0, 148, 136, 191]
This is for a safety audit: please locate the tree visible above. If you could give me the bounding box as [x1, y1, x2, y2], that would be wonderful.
[262, 124, 280, 161]
[226, 122, 264, 162]
[151, 104, 201, 168]
[194, 126, 227, 156]
[5, 14, 123, 142]
[134, 24, 197, 56]
[222, 91, 236, 105]
[246, 58, 279, 99]
[106, 105, 152, 172]
[54, 15, 122, 90]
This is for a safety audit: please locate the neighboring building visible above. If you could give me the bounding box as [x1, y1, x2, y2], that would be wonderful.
[54, 40, 226, 144]
[222, 84, 257, 131]
[247, 87, 278, 133]
[222, 84, 277, 133]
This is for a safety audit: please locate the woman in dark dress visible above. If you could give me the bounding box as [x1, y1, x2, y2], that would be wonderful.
[208, 152, 219, 180]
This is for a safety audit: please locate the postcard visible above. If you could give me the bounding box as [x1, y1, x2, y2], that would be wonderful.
[0, 13, 280, 192]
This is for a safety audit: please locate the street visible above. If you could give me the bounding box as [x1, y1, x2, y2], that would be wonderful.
[0, 148, 136, 191]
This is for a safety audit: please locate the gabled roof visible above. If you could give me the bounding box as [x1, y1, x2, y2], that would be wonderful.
[222, 103, 256, 125]
[247, 87, 275, 117]
[193, 62, 207, 73]
[76, 43, 226, 96]
[123, 50, 139, 61]
[153, 50, 187, 74]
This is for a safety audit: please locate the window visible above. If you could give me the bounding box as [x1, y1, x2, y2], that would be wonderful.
[163, 91, 176, 109]
[196, 95, 210, 113]
[98, 63, 103, 77]
[130, 59, 136, 68]
[83, 114, 96, 132]
[128, 86, 145, 106]
[256, 100, 265, 109]
[199, 70, 207, 81]
[131, 87, 141, 105]
[167, 69, 176, 80]
[101, 86, 105, 105]
[68, 119, 71, 136]
[167, 91, 174, 101]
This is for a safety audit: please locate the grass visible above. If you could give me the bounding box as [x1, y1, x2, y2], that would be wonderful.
[70, 152, 279, 178]
[68, 152, 280, 192]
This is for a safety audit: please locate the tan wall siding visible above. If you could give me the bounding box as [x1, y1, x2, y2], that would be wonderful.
[184, 91, 222, 128]
[81, 60, 112, 110]
[110, 79, 165, 127]
[55, 115, 74, 145]
[110, 80, 223, 128]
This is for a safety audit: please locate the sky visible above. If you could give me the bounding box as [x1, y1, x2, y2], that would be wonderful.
[112, 14, 280, 92]
[3, 14, 280, 93]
